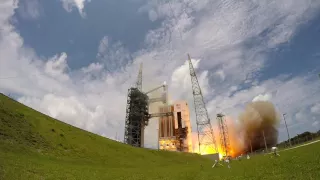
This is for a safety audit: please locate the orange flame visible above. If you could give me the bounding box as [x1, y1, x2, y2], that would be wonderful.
[192, 116, 246, 159]
[192, 101, 279, 158]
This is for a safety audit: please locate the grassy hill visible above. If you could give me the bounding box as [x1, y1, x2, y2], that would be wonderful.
[0, 93, 320, 180]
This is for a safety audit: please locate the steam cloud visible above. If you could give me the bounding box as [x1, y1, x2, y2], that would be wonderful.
[237, 101, 280, 153]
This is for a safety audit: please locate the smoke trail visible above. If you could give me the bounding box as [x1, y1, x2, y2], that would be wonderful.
[238, 101, 280, 152]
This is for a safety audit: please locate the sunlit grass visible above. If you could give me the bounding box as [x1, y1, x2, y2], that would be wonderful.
[0, 93, 319, 180]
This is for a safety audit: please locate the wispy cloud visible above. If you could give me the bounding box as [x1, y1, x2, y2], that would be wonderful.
[60, 0, 90, 17]
[96, 36, 132, 73]
[16, 0, 43, 20]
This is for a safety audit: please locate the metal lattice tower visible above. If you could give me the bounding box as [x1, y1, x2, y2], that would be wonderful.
[187, 54, 217, 154]
[217, 113, 230, 157]
[124, 63, 170, 148]
[124, 63, 149, 147]
[123, 88, 149, 147]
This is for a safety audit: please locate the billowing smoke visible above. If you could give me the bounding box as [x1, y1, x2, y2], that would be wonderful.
[238, 101, 280, 153]
[191, 101, 280, 157]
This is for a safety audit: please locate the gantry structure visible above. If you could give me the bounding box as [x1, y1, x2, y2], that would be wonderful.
[124, 63, 173, 147]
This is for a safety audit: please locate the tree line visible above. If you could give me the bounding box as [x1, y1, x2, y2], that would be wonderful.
[277, 130, 320, 148]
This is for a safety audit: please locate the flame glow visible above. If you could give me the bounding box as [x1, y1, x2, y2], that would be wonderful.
[192, 116, 245, 159]
[192, 101, 279, 159]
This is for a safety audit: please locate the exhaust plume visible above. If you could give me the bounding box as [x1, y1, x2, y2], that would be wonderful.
[238, 101, 280, 153]
[192, 101, 280, 157]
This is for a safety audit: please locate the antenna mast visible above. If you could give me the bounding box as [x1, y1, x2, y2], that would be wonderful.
[187, 54, 217, 154]
[136, 63, 143, 91]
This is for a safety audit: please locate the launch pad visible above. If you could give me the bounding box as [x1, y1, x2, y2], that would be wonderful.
[123, 63, 193, 152]
[124, 54, 219, 154]
[123, 82, 171, 148]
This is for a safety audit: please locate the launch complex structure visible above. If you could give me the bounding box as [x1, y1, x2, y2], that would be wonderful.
[124, 54, 230, 156]
[123, 63, 192, 152]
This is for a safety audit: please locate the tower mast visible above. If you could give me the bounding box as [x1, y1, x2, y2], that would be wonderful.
[136, 63, 143, 91]
[187, 54, 217, 154]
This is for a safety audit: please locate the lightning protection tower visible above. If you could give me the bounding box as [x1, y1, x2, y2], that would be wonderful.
[217, 113, 230, 157]
[187, 54, 217, 154]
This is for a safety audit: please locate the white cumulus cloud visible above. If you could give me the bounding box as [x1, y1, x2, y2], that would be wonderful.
[1, 0, 320, 148]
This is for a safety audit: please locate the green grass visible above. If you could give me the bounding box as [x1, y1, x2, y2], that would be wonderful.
[0, 93, 320, 180]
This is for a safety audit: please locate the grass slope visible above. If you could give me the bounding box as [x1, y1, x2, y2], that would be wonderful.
[0, 93, 319, 180]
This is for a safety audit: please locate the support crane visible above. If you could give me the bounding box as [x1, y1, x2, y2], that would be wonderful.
[187, 54, 218, 154]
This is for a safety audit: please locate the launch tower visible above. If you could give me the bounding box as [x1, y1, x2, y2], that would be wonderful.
[124, 63, 173, 147]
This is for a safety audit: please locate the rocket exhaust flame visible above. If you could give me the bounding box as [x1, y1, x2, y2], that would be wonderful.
[193, 101, 280, 158]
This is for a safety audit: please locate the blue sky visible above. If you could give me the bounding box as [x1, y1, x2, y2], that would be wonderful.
[0, 0, 320, 150]
[14, 0, 161, 69]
